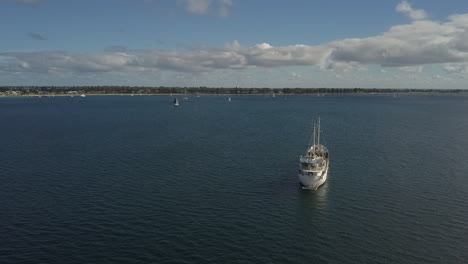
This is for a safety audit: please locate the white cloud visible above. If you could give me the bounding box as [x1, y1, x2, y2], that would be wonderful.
[0, 42, 331, 74]
[289, 72, 301, 79]
[329, 19, 465, 67]
[443, 63, 468, 73]
[181, 0, 211, 14]
[178, 0, 233, 16]
[397, 65, 423, 73]
[322, 60, 365, 72]
[448, 14, 468, 29]
[0, 52, 140, 73]
[4, 2, 468, 77]
[245, 43, 331, 67]
[396, 1, 428, 20]
[219, 0, 233, 17]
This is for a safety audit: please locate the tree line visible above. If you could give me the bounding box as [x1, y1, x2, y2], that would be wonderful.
[0, 86, 466, 95]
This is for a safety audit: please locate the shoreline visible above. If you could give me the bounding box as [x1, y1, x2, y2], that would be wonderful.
[1, 91, 466, 98]
[2, 86, 468, 98]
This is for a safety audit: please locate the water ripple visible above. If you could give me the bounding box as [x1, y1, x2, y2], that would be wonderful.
[1, 95, 468, 263]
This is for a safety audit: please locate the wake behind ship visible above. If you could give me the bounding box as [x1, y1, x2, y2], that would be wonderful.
[298, 118, 329, 190]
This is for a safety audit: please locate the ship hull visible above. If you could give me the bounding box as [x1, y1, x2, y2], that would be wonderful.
[298, 166, 328, 190]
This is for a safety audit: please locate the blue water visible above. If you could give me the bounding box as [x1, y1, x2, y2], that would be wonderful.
[1, 94, 467, 263]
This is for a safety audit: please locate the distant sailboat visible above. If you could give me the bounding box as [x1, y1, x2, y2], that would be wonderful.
[174, 98, 179, 106]
[183, 88, 188, 100]
[228, 97, 231, 102]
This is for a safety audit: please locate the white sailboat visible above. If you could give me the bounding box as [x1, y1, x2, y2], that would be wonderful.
[183, 88, 188, 100]
[174, 97, 179, 106]
[298, 118, 329, 190]
[228, 97, 231, 102]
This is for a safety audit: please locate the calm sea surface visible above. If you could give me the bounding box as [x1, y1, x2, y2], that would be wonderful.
[1, 94, 467, 264]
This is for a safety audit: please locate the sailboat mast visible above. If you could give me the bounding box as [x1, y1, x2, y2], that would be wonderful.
[313, 124, 316, 146]
[317, 117, 321, 146]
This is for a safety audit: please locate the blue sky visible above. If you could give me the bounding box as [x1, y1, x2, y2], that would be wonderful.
[1, 0, 468, 88]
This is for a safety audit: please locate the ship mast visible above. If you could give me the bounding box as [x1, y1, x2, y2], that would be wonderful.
[313, 124, 316, 146]
[317, 117, 321, 146]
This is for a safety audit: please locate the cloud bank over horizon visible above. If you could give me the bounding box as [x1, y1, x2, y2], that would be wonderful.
[2, 1, 468, 87]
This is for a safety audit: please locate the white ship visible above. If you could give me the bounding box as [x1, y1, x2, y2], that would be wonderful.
[298, 118, 329, 190]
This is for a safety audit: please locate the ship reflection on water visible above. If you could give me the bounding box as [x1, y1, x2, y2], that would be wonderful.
[298, 181, 329, 210]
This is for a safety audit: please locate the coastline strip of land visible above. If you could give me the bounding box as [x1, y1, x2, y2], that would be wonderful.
[1, 86, 467, 97]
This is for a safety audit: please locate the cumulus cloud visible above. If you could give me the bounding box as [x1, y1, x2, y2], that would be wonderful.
[240, 42, 331, 67]
[26, 32, 46, 40]
[0, 42, 331, 74]
[181, 0, 211, 14]
[323, 61, 365, 72]
[396, 1, 428, 20]
[4, 2, 468, 76]
[289, 72, 301, 79]
[443, 63, 468, 73]
[0, 51, 140, 73]
[179, 0, 233, 16]
[219, 0, 233, 17]
[397, 65, 423, 73]
[328, 19, 467, 67]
